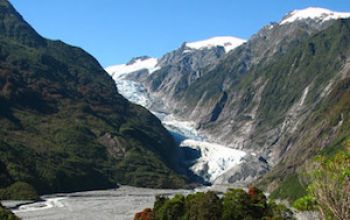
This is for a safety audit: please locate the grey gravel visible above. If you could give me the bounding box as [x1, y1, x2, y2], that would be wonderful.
[11, 186, 191, 220]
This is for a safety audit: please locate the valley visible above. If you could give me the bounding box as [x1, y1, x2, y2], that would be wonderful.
[0, 1, 349, 219]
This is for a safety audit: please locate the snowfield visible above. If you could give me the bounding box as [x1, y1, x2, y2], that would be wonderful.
[280, 7, 350, 25]
[185, 36, 246, 53]
[105, 57, 159, 77]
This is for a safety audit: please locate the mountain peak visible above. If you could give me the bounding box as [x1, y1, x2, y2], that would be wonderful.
[185, 36, 246, 53]
[126, 56, 152, 65]
[280, 7, 350, 25]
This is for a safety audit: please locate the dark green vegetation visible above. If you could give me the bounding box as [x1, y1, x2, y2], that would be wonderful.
[269, 175, 306, 203]
[139, 187, 294, 220]
[0, 0, 187, 199]
[0, 182, 38, 200]
[0, 202, 19, 220]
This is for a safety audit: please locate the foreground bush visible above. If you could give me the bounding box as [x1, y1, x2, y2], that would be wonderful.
[302, 152, 350, 220]
[135, 186, 295, 220]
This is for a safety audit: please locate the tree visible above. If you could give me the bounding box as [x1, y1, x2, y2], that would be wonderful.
[153, 194, 185, 220]
[222, 188, 251, 220]
[198, 191, 222, 220]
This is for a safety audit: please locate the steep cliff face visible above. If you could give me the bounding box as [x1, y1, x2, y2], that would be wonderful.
[0, 0, 188, 198]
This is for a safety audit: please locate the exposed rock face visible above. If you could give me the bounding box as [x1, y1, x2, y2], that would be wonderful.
[98, 133, 126, 158]
[144, 44, 228, 110]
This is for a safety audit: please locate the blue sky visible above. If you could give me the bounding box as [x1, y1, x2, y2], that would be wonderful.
[10, 0, 350, 67]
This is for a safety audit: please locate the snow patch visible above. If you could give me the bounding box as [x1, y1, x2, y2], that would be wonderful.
[280, 7, 350, 25]
[186, 36, 246, 53]
[299, 86, 309, 106]
[105, 57, 159, 78]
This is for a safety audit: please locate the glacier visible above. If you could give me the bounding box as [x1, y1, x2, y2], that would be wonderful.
[105, 58, 248, 184]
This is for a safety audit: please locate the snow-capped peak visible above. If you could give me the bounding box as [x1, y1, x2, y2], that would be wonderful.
[280, 7, 350, 25]
[185, 36, 246, 53]
[105, 57, 159, 78]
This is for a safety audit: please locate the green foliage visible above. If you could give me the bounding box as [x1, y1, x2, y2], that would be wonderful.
[222, 188, 251, 220]
[292, 195, 317, 211]
[269, 174, 307, 202]
[184, 191, 222, 220]
[152, 187, 294, 220]
[153, 194, 185, 220]
[0, 182, 39, 200]
[154, 192, 222, 220]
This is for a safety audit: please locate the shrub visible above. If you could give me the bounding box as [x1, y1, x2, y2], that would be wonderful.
[305, 152, 350, 220]
[153, 194, 185, 220]
[0, 182, 39, 200]
[185, 191, 222, 220]
[292, 195, 317, 211]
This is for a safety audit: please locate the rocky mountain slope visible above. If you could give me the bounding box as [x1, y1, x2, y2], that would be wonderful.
[170, 8, 350, 159]
[0, 0, 189, 199]
[107, 7, 350, 198]
[107, 37, 246, 112]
